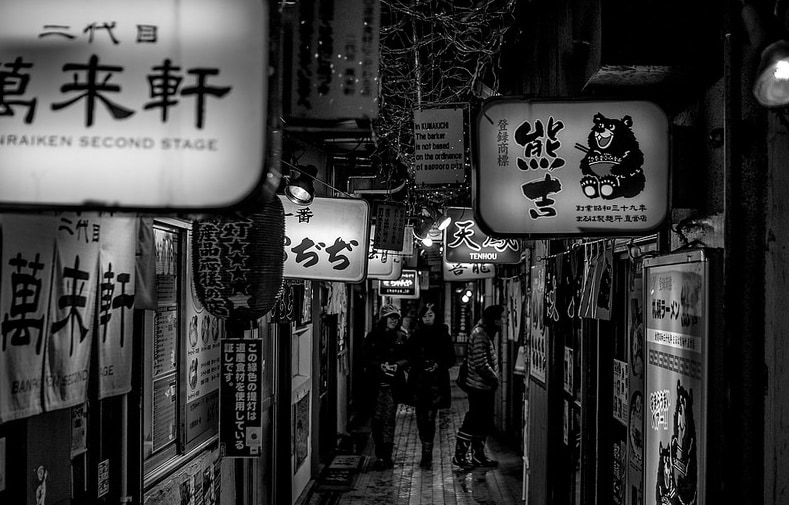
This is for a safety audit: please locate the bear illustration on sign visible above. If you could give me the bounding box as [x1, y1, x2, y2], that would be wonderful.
[577, 113, 645, 200]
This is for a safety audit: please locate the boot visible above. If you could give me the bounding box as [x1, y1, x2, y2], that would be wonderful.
[471, 438, 498, 467]
[452, 436, 474, 469]
[419, 442, 433, 468]
[372, 442, 395, 470]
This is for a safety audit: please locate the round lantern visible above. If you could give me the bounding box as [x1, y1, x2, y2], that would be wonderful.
[193, 196, 285, 321]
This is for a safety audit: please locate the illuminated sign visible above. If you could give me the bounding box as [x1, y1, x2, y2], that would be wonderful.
[475, 99, 669, 236]
[379, 270, 419, 299]
[442, 261, 495, 280]
[281, 196, 370, 283]
[0, 0, 268, 210]
[443, 207, 521, 264]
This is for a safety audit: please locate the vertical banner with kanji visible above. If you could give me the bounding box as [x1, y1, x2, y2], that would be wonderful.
[97, 217, 137, 399]
[529, 264, 547, 384]
[644, 252, 708, 505]
[0, 216, 55, 423]
[44, 214, 101, 412]
[220, 339, 263, 457]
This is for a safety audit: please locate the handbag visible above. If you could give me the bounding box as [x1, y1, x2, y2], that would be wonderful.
[455, 358, 470, 392]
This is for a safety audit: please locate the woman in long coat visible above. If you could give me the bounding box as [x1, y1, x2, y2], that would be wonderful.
[405, 303, 456, 467]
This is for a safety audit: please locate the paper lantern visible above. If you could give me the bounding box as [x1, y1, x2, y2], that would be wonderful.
[193, 197, 285, 320]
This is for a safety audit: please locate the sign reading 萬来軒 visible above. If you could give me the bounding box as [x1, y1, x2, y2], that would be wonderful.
[0, 0, 268, 210]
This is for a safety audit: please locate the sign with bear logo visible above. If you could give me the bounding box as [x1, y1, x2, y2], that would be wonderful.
[475, 99, 669, 236]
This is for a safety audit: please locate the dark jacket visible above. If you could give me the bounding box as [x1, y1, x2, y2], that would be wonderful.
[406, 323, 456, 408]
[362, 323, 409, 395]
[465, 322, 499, 391]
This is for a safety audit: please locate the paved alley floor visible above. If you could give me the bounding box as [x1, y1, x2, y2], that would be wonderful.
[299, 371, 525, 505]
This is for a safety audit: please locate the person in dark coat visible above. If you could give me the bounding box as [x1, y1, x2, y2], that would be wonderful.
[405, 303, 456, 468]
[362, 303, 410, 470]
[453, 304, 504, 469]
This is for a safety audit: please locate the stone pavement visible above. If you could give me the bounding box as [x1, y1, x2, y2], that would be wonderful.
[298, 368, 524, 505]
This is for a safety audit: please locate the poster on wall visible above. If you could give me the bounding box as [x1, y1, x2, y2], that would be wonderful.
[627, 271, 645, 505]
[644, 251, 709, 505]
[220, 339, 263, 458]
[293, 392, 310, 472]
[143, 448, 221, 505]
[529, 264, 547, 384]
[185, 230, 222, 446]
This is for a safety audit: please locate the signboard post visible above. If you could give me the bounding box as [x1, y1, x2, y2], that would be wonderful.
[0, 0, 268, 210]
[475, 99, 669, 236]
[643, 250, 710, 505]
[220, 339, 263, 458]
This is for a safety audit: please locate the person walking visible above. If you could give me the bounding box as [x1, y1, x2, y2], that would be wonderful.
[405, 303, 456, 468]
[362, 303, 410, 470]
[453, 304, 505, 469]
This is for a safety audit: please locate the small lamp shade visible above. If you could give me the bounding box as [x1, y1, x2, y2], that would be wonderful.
[285, 164, 318, 205]
[753, 40, 789, 108]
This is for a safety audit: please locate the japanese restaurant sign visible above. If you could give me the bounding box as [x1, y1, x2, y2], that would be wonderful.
[289, 0, 380, 120]
[413, 106, 467, 185]
[0, 214, 137, 423]
[442, 261, 495, 280]
[220, 339, 263, 458]
[368, 225, 404, 281]
[281, 196, 370, 283]
[443, 207, 521, 264]
[643, 251, 709, 505]
[0, 0, 269, 210]
[475, 99, 669, 236]
[379, 270, 419, 299]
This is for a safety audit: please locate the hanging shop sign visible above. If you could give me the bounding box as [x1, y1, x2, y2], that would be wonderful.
[289, 0, 380, 120]
[0, 214, 137, 424]
[368, 226, 404, 281]
[0, 0, 268, 210]
[475, 99, 669, 236]
[379, 269, 419, 299]
[220, 339, 263, 458]
[443, 207, 521, 264]
[281, 196, 370, 283]
[643, 250, 710, 505]
[374, 202, 407, 251]
[413, 106, 467, 185]
[442, 262, 495, 280]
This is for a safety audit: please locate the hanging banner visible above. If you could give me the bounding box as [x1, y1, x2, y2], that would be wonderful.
[442, 262, 495, 280]
[289, 0, 380, 120]
[97, 217, 137, 399]
[413, 106, 467, 185]
[443, 207, 521, 264]
[185, 231, 222, 446]
[644, 251, 709, 505]
[0, 216, 55, 423]
[0, 0, 269, 210]
[220, 339, 263, 458]
[281, 196, 370, 283]
[44, 214, 101, 412]
[379, 270, 419, 299]
[373, 202, 406, 251]
[475, 99, 669, 236]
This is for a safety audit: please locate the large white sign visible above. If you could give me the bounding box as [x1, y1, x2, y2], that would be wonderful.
[475, 99, 669, 236]
[0, 0, 268, 210]
[281, 196, 370, 283]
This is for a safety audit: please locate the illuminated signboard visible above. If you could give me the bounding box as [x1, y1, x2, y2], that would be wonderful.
[475, 99, 669, 236]
[442, 261, 495, 280]
[368, 225, 404, 281]
[443, 207, 521, 264]
[379, 270, 419, 299]
[0, 0, 268, 210]
[281, 196, 370, 283]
